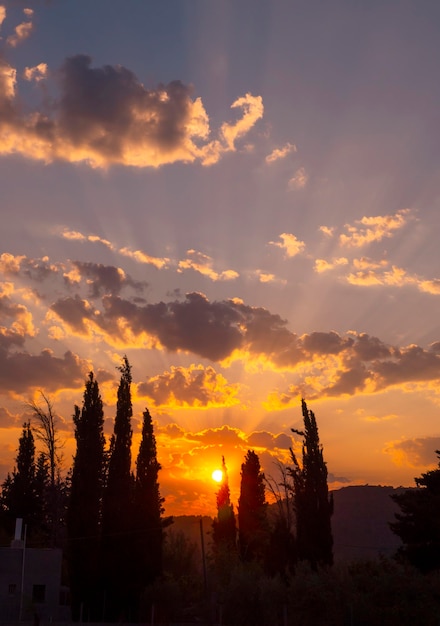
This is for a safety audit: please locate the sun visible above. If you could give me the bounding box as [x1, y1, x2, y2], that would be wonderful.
[212, 469, 223, 483]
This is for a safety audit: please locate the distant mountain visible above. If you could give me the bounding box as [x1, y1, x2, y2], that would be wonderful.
[168, 485, 410, 564]
[332, 485, 407, 561]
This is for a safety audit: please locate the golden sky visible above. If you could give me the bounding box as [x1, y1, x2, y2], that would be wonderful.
[1, 1, 440, 516]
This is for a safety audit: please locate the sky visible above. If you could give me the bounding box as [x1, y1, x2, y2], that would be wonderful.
[1, 0, 440, 517]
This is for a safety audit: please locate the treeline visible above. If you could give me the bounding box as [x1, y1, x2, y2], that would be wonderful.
[1, 358, 440, 624]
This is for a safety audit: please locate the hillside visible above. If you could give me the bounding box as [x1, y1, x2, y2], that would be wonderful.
[168, 485, 409, 564]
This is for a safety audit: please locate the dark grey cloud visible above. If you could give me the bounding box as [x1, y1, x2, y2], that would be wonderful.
[0, 50, 263, 167]
[0, 349, 87, 394]
[247, 430, 291, 450]
[49, 291, 440, 398]
[69, 261, 147, 297]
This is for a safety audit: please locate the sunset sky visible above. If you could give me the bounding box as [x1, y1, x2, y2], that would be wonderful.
[1, 0, 440, 517]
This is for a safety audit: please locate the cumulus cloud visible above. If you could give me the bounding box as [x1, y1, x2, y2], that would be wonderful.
[0, 349, 87, 395]
[138, 364, 240, 407]
[265, 142, 296, 163]
[269, 233, 306, 258]
[48, 290, 440, 399]
[65, 261, 147, 297]
[339, 208, 413, 248]
[0, 52, 263, 168]
[178, 249, 239, 282]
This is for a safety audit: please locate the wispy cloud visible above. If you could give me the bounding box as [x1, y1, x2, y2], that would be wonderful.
[265, 142, 296, 164]
[178, 249, 239, 281]
[288, 166, 308, 190]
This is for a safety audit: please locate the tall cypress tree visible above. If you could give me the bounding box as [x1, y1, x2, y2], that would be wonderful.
[212, 456, 237, 552]
[289, 399, 333, 569]
[0, 421, 38, 536]
[67, 372, 105, 621]
[132, 407, 165, 608]
[238, 450, 268, 562]
[101, 356, 134, 621]
[212, 456, 238, 584]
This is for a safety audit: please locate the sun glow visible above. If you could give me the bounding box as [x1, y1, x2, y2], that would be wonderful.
[212, 469, 223, 483]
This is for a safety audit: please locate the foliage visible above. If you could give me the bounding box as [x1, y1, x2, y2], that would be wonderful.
[131, 407, 167, 607]
[289, 399, 333, 568]
[220, 558, 440, 626]
[212, 456, 238, 583]
[67, 371, 106, 620]
[238, 450, 269, 562]
[391, 450, 440, 572]
[101, 356, 135, 620]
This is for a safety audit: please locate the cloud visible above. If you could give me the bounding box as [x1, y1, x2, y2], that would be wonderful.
[138, 364, 240, 408]
[47, 289, 440, 399]
[0, 406, 20, 428]
[6, 9, 34, 48]
[0, 284, 36, 339]
[288, 166, 308, 190]
[253, 270, 287, 285]
[178, 249, 239, 282]
[314, 257, 348, 273]
[339, 208, 413, 248]
[0, 349, 87, 395]
[385, 437, 440, 469]
[247, 430, 291, 450]
[265, 142, 296, 164]
[0, 6, 6, 28]
[269, 233, 306, 258]
[0, 53, 263, 168]
[119, 247, 170, 269]
[23, 63, 47, 82]
[319, 225, 335, 238]
[65, 261, 147, 297]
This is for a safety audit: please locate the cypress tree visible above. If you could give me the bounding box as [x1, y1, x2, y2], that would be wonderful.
[289, 399, 333, 569]
[212, 456, 238, 584]
[0, 422, 38, 537]
[131, 407, 165, 608]
[101, 356, 134, 621]
[67, 372, 105, 621]
[212, 456, 237, 552]
[238, 450, 269, 562]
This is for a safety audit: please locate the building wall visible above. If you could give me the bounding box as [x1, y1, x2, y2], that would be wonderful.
[0, 545, 69, 620]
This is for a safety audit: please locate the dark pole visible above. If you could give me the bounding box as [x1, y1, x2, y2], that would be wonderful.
[199, 517, 207, 593]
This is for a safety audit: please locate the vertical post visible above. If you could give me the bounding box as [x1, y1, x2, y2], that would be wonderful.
[199, 517, 207, 594]
[19, 524, 27, 621]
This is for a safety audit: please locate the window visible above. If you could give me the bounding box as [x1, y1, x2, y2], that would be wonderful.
[32, 584, 46, 604]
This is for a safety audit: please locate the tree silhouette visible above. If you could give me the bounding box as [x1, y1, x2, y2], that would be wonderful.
[131, 407, 166, 611]
[213, 456, 237, 551]
[101, 356, 134, 620]
[391, 450, 440, 572]
[289, 399, 333, 568]
[67, 372, 106, 620]
[0, 422, 39, 536]
[238, 450, 269, 562]
[28, 392, 66, 546]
